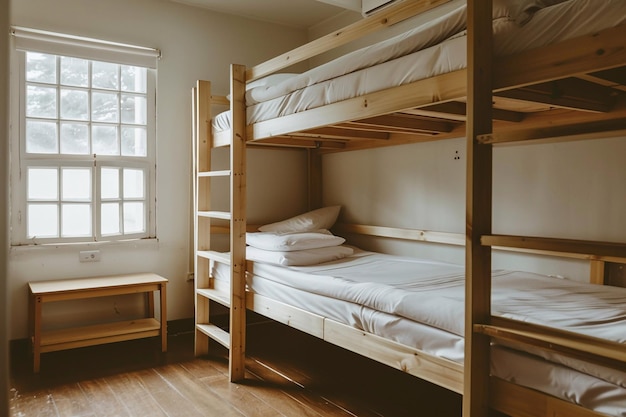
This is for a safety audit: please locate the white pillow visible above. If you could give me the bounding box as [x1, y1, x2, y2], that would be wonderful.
[258, 206, 341, 234]
[492, 0, 568, 25]
[246, 230, 345, 252]
[246, 245, 354, 266]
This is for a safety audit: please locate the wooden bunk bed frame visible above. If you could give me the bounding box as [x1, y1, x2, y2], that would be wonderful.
[192, 1, 626, 416]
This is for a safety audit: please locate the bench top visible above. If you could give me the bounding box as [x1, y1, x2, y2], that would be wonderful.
[29, 272, 167, 295]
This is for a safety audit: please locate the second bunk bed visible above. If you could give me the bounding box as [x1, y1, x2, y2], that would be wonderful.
[192, 1, 626, 416]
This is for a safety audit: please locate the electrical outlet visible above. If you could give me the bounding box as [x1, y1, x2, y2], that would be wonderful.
[79, 250, 101, 262]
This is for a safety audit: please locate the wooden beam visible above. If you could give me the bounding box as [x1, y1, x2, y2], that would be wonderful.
[346, 113, 456, 134]
[334, 223, 465, 246]
[405, 101, 525, 123]
[249, 136, 347, 149]
[481, 235, 626, 259]
[580, 66, 626, 92]
[246, 0, 454, 81]
[479, 117, 626, 145]
[495, 78, 619, 113]
[494, 24, 626, 91]
[482, 316, 626, 369]
[301, 126, 390, 140]
[229, 64, 247, 382]
[464, 1, 493, 416]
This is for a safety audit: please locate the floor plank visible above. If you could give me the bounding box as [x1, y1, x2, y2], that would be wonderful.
[103, 372, 167, 417]
[10, 318, 463, 417]
[46, 383, 94, 417]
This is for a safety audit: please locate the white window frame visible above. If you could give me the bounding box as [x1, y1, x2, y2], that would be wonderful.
[9, 27, 159, 246]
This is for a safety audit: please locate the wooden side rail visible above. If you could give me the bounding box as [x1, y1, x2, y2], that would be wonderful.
[28, 272, 167, 373]
[246, 0, 455, 81]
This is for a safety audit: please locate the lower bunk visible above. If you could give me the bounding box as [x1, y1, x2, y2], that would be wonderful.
[209, 225, 626, 417]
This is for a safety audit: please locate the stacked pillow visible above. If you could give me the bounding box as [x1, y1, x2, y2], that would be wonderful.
[246, 206, 353, 266]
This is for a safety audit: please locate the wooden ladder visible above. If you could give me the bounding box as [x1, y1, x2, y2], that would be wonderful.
[192, 65, 247, 381]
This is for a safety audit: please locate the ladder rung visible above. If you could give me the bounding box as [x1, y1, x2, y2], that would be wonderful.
[198, 210, 231, 220]
[197, 250, 231, 265]
[197, 288, 230, 307]
[196, 324, 230, 348]
[198, 170, 231, 178]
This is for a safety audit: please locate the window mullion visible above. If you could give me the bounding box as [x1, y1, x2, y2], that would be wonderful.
[93, 156, 100, 241]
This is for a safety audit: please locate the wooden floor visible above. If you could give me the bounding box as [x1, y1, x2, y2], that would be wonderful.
[9, 316, 463, 417]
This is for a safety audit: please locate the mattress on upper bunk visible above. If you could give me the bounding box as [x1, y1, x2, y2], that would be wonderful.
[213, 248, 626, 416]
[212, 0, 626, 133]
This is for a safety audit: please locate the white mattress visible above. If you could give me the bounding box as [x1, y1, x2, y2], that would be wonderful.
[212, 249, 626, 416]
[213, 0, 626, 133]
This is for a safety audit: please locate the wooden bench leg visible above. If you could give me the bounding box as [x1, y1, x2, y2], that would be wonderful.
[32, 294, 42, 373]
[160, 282, 167, 352]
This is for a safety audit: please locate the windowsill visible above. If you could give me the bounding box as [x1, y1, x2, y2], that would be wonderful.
[9, 237, 160, 255]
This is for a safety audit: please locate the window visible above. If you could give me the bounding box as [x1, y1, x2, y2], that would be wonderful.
[10, 28, 159, 245]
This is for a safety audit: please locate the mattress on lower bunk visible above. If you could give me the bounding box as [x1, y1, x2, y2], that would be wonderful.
[212, 249, 626, 416]
[212, 0, 626, 134]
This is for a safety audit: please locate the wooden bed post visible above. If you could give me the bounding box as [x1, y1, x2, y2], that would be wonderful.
[229, 63, 247, 382]
[464, 1, 493, 416]
[193, 80, 211, 358]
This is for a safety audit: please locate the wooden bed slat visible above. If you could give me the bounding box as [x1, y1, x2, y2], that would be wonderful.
[494, 78, 620, 113]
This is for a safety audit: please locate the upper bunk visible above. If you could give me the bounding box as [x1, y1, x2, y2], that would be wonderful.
[212, 0, 626, 152]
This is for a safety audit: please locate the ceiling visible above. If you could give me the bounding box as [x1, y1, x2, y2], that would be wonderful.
[170, 0, 362, 29]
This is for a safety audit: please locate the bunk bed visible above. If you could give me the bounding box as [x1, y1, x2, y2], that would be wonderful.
[192, 1, 626, 416]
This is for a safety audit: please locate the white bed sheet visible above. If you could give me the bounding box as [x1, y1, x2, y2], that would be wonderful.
[212, 0, 626, 133]
[211, 249, 626, 416]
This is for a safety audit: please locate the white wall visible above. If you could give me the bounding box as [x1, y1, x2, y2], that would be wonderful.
[323, 135, 626, 282]
[8, 0, 310, 339]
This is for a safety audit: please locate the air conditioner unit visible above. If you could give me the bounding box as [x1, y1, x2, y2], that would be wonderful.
[362, 0, 400, 16]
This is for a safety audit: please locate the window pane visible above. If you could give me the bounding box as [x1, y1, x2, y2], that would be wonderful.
[121, 65, 146, 93]
[28, 204, 58, 238]
[28, 168, 58, 200]
[123, 169, 144, 199]
[20, 50, 153, 243]
[101, 167, 120, 199]
[121, 127, 147, 156]
[123, 202, 144, 233]
[26, 52, 57, 84]
[26, 85, 57, 118]
[26, 120, 58, 154]
[60, 56, 88, 87]
[60, 89, 89, 120]
[62, 168, 91, 201]
[101, 202, 120, 235]
[62, 204, 91, 237]
[92, 91, 119, 122]
[121, 95, 146, 125]
[60, 123, 89, 154]
[92, 61, 119, 90]
[92, 125, 118, 155]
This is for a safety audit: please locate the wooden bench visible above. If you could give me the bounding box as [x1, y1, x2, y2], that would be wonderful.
[28, 272, 167, 373]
